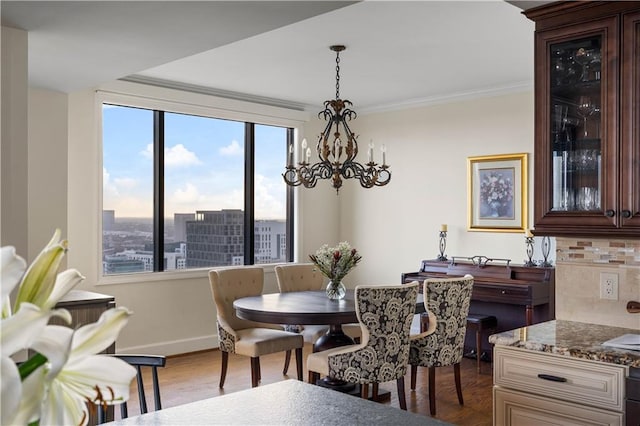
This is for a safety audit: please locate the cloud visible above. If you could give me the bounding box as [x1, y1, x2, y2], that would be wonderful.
[140, 143, 202, 168]
[166, 144, 202, 167]
[113, 177, 138, 190]
[141, 144, 153, 160]
[172, 183, 200, 204]
[220, 140, 243, 156]
[103, 167, 119, 197]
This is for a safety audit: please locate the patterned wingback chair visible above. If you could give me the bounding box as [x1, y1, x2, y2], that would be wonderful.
[209, 267, 304, 388]
[408, 274, 474, 416]
[306, 282, 419, 410]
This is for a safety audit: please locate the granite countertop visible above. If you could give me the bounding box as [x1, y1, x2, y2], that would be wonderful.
[489, 320, 640, 368]
[105, 379, 451, 425]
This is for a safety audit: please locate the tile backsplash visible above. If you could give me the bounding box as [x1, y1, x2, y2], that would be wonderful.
[555, 237, 640, 330]
[556, 238, 640, 266]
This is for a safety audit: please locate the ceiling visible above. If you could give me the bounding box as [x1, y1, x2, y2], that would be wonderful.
[1, 1, 548, 112]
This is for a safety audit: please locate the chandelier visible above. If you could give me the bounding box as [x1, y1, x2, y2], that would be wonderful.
[282, 45, 391, 193]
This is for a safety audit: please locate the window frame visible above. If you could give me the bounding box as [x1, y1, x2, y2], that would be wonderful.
[96, 83, 305, 282]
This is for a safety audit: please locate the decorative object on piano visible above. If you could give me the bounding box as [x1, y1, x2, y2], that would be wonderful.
[309, 241, 362, 300]
[437, 224, 448, 261]
[467, 153, 528, 232]
[540, 236, 553, 267]
[1, 230, 136, 426]
[524, 229, 536, 267]
[282, 45, 390, 194]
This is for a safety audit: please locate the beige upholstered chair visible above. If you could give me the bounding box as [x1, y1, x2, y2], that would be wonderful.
[208, 267, 304, 388]
[409, 274, 474, 415]
[274, 263, 362, 373]
[307, 282, 419, 410]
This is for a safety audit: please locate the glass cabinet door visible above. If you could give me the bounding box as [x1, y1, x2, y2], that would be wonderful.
[549, 36, 603, 213]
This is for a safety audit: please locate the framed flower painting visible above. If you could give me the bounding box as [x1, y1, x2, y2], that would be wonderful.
[467, 153, 528, 232]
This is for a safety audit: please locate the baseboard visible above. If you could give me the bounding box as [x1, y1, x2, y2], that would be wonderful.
[116, 334, 219, 356]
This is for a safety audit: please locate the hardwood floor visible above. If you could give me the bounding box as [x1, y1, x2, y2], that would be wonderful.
[117, 344, 493, 425]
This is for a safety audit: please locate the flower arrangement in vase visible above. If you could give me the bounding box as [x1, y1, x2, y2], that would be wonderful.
[479, 171, 514, 218]
[309, 241, 362, 300]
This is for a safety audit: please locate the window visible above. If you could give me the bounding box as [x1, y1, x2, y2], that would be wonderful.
[102, 100, 294, 276]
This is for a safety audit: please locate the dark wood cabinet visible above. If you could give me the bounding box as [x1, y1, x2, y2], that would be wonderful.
[525, 1, 640, 237]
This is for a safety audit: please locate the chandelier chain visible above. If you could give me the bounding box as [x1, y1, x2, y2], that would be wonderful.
[335, 50, 341, 100]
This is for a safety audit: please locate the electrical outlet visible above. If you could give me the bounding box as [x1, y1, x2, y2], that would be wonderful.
[600, 272, 619, 300]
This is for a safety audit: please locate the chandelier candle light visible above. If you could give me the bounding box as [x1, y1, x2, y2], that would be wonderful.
[524, 229, 536, 267]
[282, 45, 391, 193]
[437, 224, 448, 261]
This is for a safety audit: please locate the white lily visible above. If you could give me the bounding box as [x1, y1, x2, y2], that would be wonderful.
[30, 307, 137, 426]
[1, 230, 136, 426]
[1, 246, 27, 318]
[14, 229, 68, 311]
[0, 303, 71, 425]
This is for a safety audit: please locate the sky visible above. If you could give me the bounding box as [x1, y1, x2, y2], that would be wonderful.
[102, 104, 287, 220]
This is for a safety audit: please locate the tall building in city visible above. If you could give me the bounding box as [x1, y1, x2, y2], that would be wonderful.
[254, 219, 286, 263]
[186, 210, 244, 268]
[103, 210, 115, 231]
[173, 213, 195, 243]
[185, 210, 286, 268]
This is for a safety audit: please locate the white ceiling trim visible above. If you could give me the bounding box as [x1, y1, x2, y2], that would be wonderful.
[358, 81, 534, 115]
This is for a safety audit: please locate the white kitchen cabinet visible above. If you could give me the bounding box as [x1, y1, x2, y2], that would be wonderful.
[493, 346, 627, 425]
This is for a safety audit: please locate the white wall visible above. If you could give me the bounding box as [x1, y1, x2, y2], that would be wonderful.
[1, 26, 28, 255]
[28, 88, 68, 262]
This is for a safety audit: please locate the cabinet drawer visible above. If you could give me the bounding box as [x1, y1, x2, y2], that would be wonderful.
[494, 346, 626, 411]
[494, 387, 624, 426]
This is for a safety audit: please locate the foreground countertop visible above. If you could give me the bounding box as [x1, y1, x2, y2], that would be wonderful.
[105, 379, 451, 425]
[489, 320, 640, 368]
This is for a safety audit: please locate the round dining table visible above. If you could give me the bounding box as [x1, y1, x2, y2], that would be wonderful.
[234, 289, 425, 396]
[233, 289, 425, 352]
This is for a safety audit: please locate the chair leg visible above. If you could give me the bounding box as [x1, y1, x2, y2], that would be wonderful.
[219, 351, 229, 389]
[283, 350, 291, 374]
[360, 383, 369, 400]
[428, 366, 436, 416]
[454, 362, 464, 405]
[372, 383, 379, 402]
[257, 358, 261, 381]
[250, 357, 261, 387]
[295, 347, 303, 381]
[476, 329, 482, 374]
[397, 376, 407, 410]
[308, 371, 319, 384]
[410, 364, 417, 390]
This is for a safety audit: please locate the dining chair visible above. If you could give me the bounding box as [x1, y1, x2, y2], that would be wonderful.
[208, 267, 304, 388]
[409, 274, 474, 416]
[306, 282, 419, 410]
[97, 354, 166, 423]
[274, 263, 363, 374]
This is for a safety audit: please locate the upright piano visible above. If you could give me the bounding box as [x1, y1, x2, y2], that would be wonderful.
[402, 256, 555, 355]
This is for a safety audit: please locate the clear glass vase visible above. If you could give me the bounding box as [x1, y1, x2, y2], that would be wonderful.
[326, 280, 346, 300]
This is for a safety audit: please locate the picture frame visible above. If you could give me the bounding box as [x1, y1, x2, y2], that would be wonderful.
[467, 153, 528, 232]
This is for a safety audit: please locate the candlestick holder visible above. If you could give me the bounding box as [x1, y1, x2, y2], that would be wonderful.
[437, 231, 448, 261]
[540, 236, 553, 267]
[524, 236, 536, 267]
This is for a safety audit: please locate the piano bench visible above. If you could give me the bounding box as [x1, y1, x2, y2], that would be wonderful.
[466, 314, 497, 374]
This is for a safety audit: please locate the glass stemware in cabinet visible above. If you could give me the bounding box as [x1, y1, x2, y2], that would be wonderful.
[574, 48, 594, 82]
[576, 96, 597, 138]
